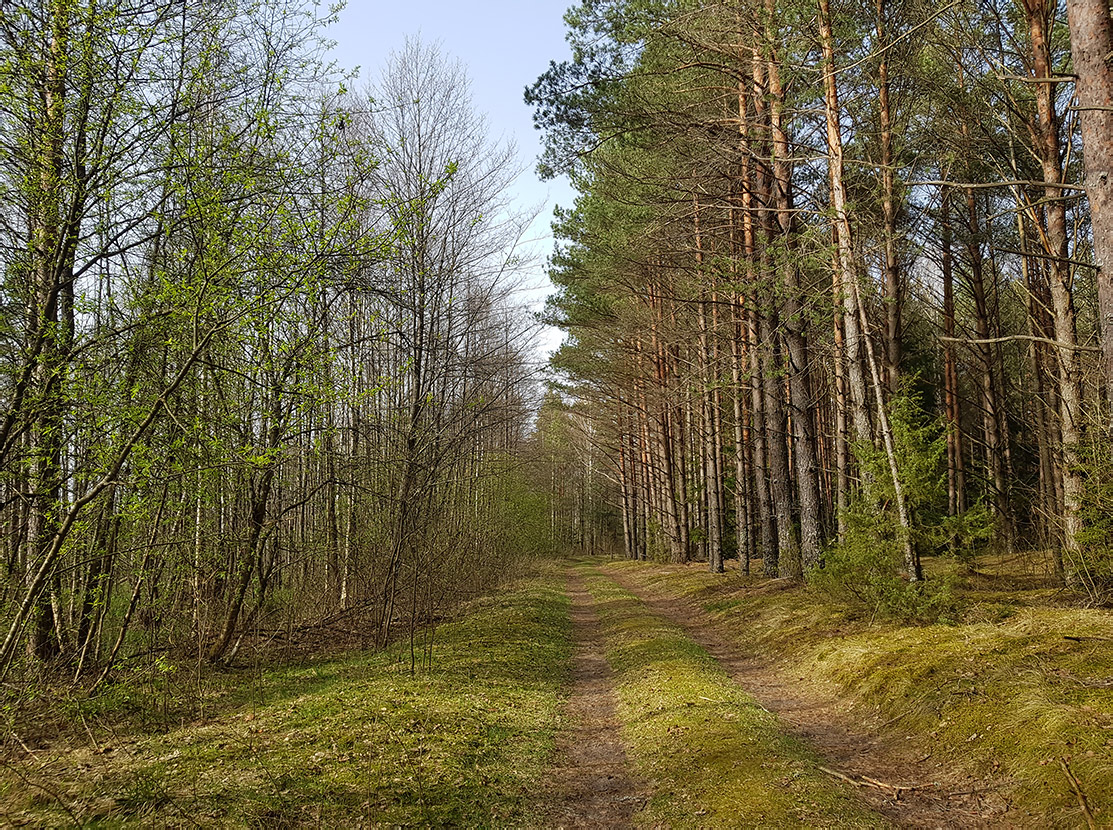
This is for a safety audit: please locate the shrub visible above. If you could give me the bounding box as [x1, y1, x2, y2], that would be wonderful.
[1074, 432, 1113, 603]
[811, 502, 959, 623]
[812, 391, 990, 623]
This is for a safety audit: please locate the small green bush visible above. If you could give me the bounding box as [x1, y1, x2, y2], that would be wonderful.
[1074, 432, 1113, 603]
[811, 504, 959, 623]
[812, 391, 990, 623]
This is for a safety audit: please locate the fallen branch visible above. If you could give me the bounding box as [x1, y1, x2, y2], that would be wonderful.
[11, 733, 36, 758]
[941, 334, 1102, 352]
[879, 707, 916, 728]
[947, 787, 998, 797]
[817, 765, 921, 800]
[78, 710, 101, 754]
[1059, 757, 1097, 830]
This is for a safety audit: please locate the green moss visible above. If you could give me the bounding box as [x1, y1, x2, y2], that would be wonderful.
[812, 608, 1113, 826]
[0, 575, 573, 827]
[582, 567, 888, 829]
[605, 560, 1113, 829]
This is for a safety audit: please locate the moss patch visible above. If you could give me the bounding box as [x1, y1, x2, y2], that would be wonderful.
[605, 559, 1113, 829]
[0, 574, 573, 827]
[582, 566, 888, 829]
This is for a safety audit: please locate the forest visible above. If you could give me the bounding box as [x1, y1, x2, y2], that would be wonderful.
[2, 0, 1113, 826]
[0, 3, 551, 682]
[530, 0, 1113, 599]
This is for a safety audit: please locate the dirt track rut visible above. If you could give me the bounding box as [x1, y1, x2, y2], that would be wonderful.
[606, 566, 1012, 829]
[537, 573, 647, 828]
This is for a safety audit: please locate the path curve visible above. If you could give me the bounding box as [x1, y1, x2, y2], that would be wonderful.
[537, 573, 647, 828]
[607, 567, 1013, 829]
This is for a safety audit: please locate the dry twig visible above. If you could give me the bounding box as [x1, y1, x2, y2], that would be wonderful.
[817, 765, 921, 800]
[1058, 757, 1097, 830]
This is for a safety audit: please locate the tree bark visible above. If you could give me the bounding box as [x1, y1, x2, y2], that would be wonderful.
[1064, 0, 1113, 409]
[694, 194, 724, 572]
[1023, 0, 1087, 574]
[818, 0, 873, 450]
[941, 188, 967, 519]
[820, 0, 918, 579]
[876, 0, 902, 393]
[765, 13, 823, 574]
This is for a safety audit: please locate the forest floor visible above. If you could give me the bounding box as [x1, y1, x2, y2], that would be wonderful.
[594, 556, 1113, 828]
[2, 556, 1111, 827]
[597, 565, 1004, 828]
[533, 572, 647, 826]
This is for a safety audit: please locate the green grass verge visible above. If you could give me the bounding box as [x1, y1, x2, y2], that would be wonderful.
[581, 566, 889, 829]
[0, 573, 572, 827]
[604, 559, 1113, 828]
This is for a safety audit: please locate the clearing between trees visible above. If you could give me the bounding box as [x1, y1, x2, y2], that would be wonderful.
[3, 558, 1110, 827]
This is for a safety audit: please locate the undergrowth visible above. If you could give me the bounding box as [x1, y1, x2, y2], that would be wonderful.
[812, 393, 992, 623]
[0, 572, 573, 827]
[582, 566, 887, 829]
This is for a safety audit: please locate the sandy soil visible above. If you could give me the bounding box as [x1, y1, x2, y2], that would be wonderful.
[535, 573, 648, 828]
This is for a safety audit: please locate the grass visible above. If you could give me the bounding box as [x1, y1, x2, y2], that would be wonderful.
[0, 572, 573, 827]
[604, 557, 1113, 828]
[580, 565, 889, 829]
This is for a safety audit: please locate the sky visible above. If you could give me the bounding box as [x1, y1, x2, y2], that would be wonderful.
[323, 0, 580, 357]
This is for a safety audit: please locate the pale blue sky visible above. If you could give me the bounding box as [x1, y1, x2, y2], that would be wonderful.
[325, 0, 578, 354]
